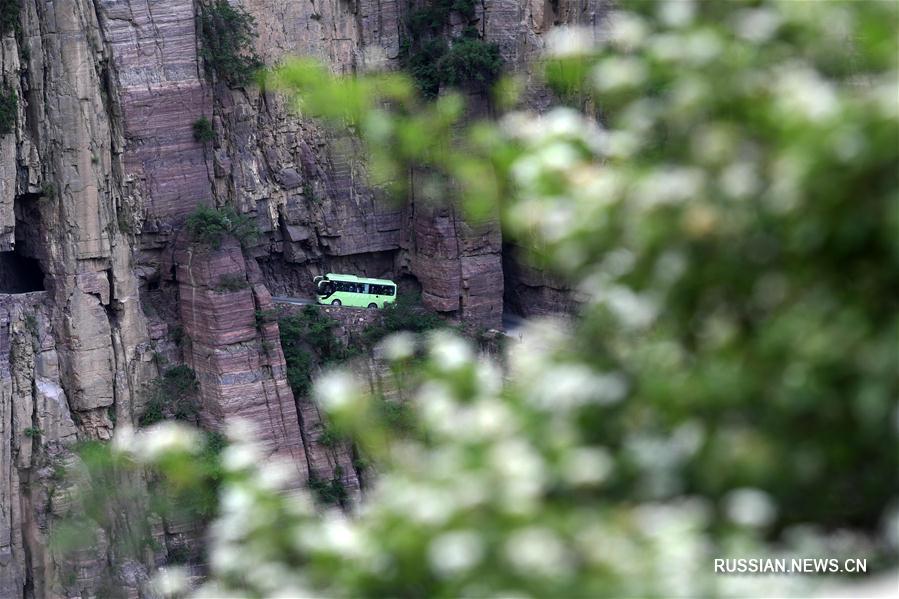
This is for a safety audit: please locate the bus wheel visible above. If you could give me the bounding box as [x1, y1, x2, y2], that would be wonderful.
[331, 299, 341, 307]
[367, 303, 378, 310]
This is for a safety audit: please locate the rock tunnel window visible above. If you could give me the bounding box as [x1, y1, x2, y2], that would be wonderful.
[0, 250, 45, 293]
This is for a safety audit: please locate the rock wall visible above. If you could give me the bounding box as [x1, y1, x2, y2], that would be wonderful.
[1, 0, 157, 593]
[175, 238, 308, 489]
[0, 0, 607, 595]
[0, 292, 83, 597]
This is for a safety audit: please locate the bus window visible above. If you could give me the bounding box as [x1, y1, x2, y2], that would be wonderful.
[369, 284, 393, 296]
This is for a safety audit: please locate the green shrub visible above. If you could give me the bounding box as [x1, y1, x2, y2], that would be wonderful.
[308, 470, 348, 507]
[285, 347, 313, 398]
[437, 37, 502, 90]
[171, 325, 185, 347]
[214, 273, 248, 292]
[318, 424, 342, 448]
[24, 426, 41, 438]
[362, 293, 443, 345]
[281, 306, 346, 363]
[404, 38, 449, 99]
[0, 88, 16, 135]
[302, 180, 322, 203]
[40, 182, 55, 199]
[377, 400, 414, 434]
[399, 0, 500, 98]
[198, 0, 263, 87]
[139, 398, 165, 427]
[192, 116, 215, 143]
[139, 365, 200, 426]
[278, 306, 349, 400]
[254, 308, 277, 329]
[185, 205, 259, 249]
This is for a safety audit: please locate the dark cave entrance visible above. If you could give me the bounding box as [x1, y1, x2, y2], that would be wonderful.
[0, 249, 45, 293]
[1, 194, 48, 294]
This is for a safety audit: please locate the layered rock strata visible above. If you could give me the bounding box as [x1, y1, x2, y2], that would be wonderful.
[175, 238, 308, 489]
[0, 0, 607, 595]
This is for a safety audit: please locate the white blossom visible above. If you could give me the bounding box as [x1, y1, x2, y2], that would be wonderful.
[719, 161, 761, 199]
[684, 30, 723, 65]
[505, 527, 571, 578]
[725, 488, 777, 528]
[151, 566, 189, 597]
[429, 530, 485, 577]
[136, 422, 202, 461]
[428, 331, 473, 371]
[379, 331, 416, 361]
[657, 0, 696, 28]
[593, 56, 648, 92]
[634, 167, 704, 208]
[561, 447, 613, 486]
[607, 11, 650, 51]
[545, 26, 594, 58]
[774, 64, 840, 122]
[221, 442, 261, 472]
[314, 370, 359, 410]
[733, 8, 782, 43]
[597, 285, 658, 330]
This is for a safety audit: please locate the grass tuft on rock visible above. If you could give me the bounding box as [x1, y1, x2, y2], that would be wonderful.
[185, 205, 259, 249]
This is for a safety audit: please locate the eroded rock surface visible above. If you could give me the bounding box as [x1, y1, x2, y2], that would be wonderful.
[175, 238, 308, 489]
[0, 0, 606, 594]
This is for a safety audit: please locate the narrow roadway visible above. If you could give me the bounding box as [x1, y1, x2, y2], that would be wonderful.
[272, 296, 527, 337]
[271, 296, 316, 306]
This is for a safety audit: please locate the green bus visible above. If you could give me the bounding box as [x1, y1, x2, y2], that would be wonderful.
[314, 273, 397, 309]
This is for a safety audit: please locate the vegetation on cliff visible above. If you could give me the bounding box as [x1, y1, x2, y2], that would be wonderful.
[198, 0, 262, 87]
[60, 1, 897, 596]
[362, 292, 443, 345]
[192, 116, 215, 143]
[185, 205, 259, 248]
[0, 87, 16, 134]
[400, 0, 502, 97]
[278, 306, 352, 399]
[139, 365, 200, 426]
[0, 0, 19, 35]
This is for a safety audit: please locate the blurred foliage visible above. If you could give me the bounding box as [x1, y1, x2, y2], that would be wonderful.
[52, 428, 225, 595]
[65, 0, 899, 597]
[185, 205, 259, 249]
[198, 0, 262, 87]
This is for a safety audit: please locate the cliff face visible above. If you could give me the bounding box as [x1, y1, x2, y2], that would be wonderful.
[0, 0, 606, 595]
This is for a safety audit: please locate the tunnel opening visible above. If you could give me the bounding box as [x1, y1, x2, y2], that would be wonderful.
[2, 194, 48, 293]
[0, 250, 46, 293]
